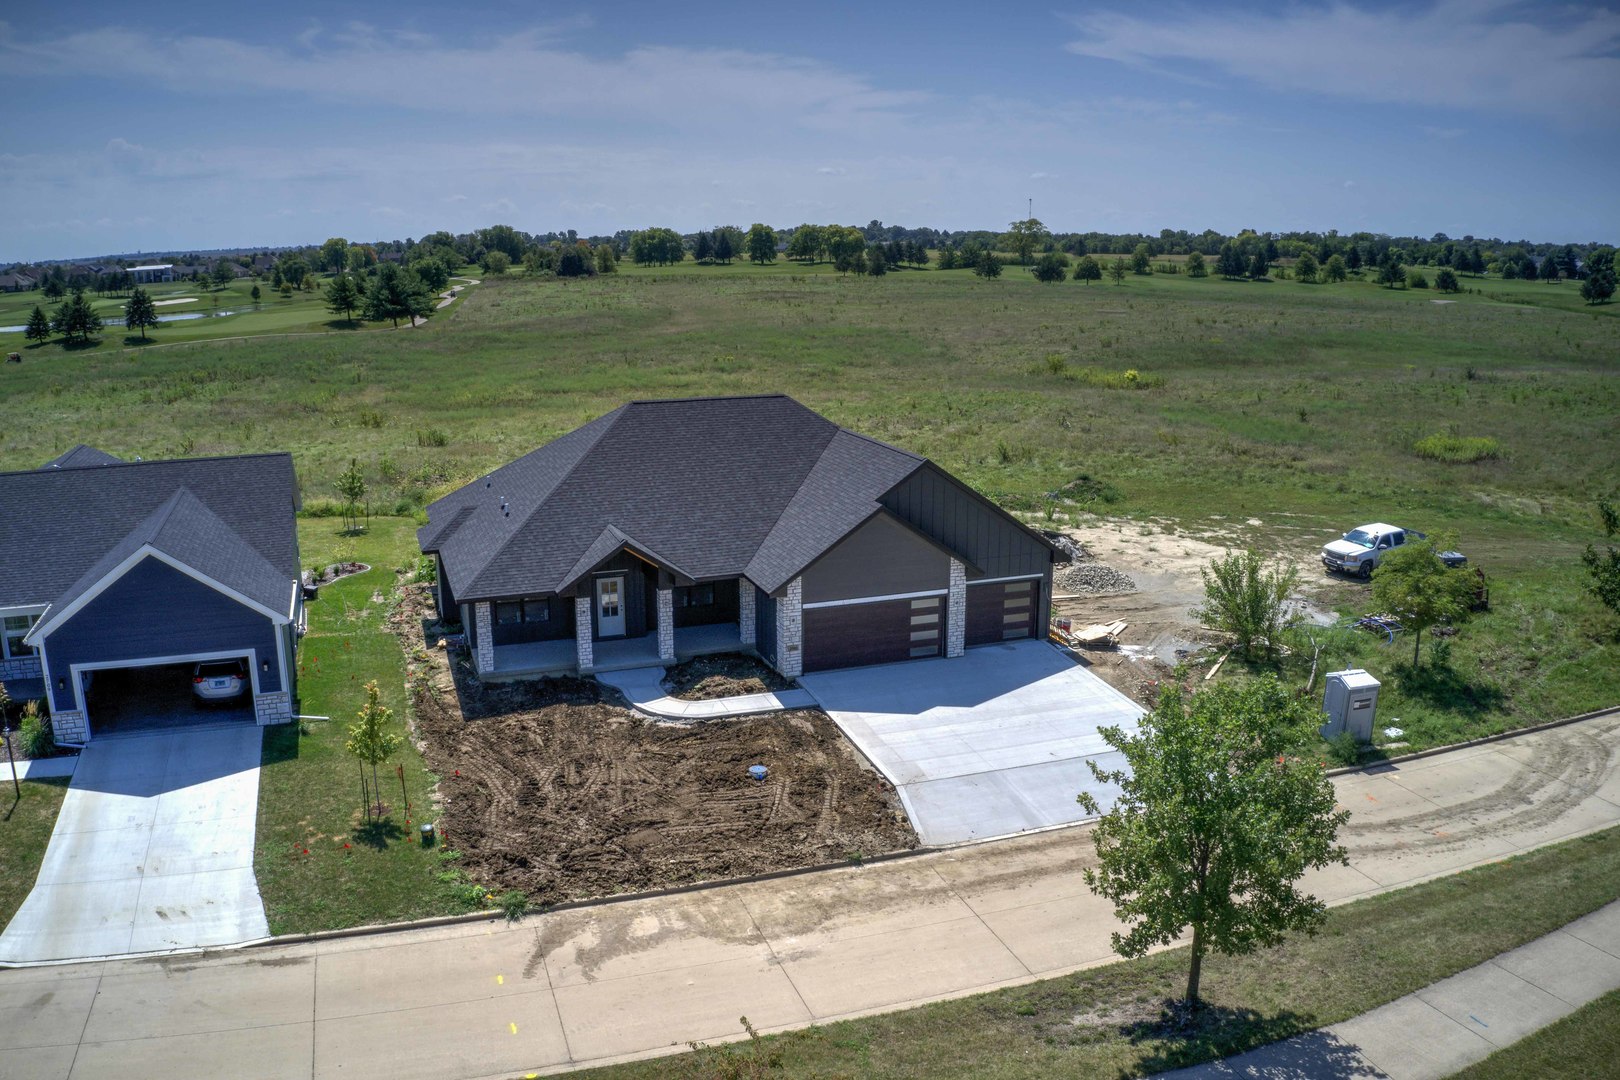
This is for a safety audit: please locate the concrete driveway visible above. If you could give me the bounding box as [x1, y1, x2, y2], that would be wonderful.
[0, 725, 269, 964]
[799, 639, 1145, 845]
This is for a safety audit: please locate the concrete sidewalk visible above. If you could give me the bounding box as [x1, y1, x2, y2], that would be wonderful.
[595, 666, 817, 720]
[1, 709, 1615, 1079]
[1153, 900, 1620, 1080]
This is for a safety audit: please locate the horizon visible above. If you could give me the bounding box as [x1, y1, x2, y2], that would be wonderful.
[4, 1, 1617, 263]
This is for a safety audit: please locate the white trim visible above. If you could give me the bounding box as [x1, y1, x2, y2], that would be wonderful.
[27, 546, 290, 643]
[802, 588, 948, 610]
[965, 573, 1044, 587]
[0, 604, 49, 620]
[68, 648, 262, 737]
[1, 609, 43, 660]
[286, 579, 301, 620]
[274, 622, 290, 700]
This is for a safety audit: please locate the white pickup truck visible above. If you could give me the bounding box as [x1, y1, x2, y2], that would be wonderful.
[1321, 523, 1467, 578]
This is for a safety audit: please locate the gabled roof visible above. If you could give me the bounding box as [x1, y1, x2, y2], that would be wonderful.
[30, 488, 294, 638]
[40, 444, 124, 470]
[0, 452, 301, 611]
[423, 395, 935, 600]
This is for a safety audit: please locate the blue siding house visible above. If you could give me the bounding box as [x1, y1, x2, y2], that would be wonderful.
[0, 446, 303, 743]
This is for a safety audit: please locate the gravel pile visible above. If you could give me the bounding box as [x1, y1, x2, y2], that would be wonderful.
[1055, 560, 1137, 595]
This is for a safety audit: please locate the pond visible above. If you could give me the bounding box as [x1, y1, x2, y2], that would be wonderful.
[0, 310, 243, 333]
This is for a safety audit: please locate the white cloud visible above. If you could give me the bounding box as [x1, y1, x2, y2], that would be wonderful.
[1029, 171, 1054, 180]
[1064, 2, 1620, 123]
[816, 166, 846, 175]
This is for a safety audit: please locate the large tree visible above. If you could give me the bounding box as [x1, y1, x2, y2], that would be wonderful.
[1323, 253, 1348, 282]
[362, 264, 433, 328]
[629, 227, 684, 266]
[326, 273, 361, 322]
[24, 304, 51, 343]
[319, 237, 350, 274]
[1295, 250, 1319, 283]
[1002, 218, 1049, 265]
[123, 287, 158, 340]
[1580, 249, 1616, 305]
[1538, 255, 1560, 282]
[1184, 250, 1207, 278]
[745, 223, 777, 264]
[1079, 677, 1349, 1007]
[1371, 534, 1477, 665]
[51, 288, 102, 343]
[211, 260, 236, 290]
[1130, 243, 1152, 275]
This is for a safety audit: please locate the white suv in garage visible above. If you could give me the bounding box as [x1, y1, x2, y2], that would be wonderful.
[192, 660, 248, 704]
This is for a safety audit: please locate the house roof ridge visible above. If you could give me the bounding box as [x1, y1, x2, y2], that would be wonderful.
[623, 392, 793, 407]
[1, 450, 293, 480]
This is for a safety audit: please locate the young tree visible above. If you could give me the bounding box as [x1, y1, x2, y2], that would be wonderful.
[1295, 250, 1319, 283]
[325, 273, 361, 322]
[1371, 534, 1477, 665]
[1435, 267, 1460, 293]
[1248, 251, 1270, 280]
[1538, 255, 1560, 282]
[1580, 249, 1616, 305]
[865, 245, 887, 277]
[123, 287, 158, 340]
[24, 304, 51, 344]
[1032, 251, 1069, 283]
[1191, 549, 1301, 661]
[1323, 253, 1348, 282]
[1079, 677, 1349, 1007]
[713, 228, 735, 264]
[745, 223, 777, 264]
[1130, 243, 1152, 275]
[1107, 257, 1128, 283]
[972, 250, 1003, 279]
[250, 284, 262, 305]
[693, 231, 714, 263]
[1184, 250, 1207, 278]
[1377, 254, 1406, 288]
[1581, 499, 1620, 617]
[333, 458, 367, 533]
[346, 680, 402, 821]
[1073, 254, 1102, 284]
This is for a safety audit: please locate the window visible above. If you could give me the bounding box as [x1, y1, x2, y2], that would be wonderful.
[497, 599, 550, 624]
[523, 598, 549, 623]
[496, 602, 523, 625]
[3, 614, 38, 659]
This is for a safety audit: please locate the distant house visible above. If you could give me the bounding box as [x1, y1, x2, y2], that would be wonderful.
[0, 446, 303, 743]
[129, 264, 175, 284]
[419, 395, 1066, 681]
[0, 272, 36, 292]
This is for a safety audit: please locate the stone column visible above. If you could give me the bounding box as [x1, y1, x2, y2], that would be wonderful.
[657, 588, 675, 662]
[778, 577, 804, 678]
[474, 602, 495, 674]
[946, 559, 967, 658]
[738, 581, 756, 646]
[51, 710, 88, 744]
[574, 596, 594, 671]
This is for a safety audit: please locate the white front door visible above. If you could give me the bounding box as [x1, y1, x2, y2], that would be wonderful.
[595, 576, 626, 637]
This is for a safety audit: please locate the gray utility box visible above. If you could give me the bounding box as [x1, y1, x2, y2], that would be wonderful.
[1320, 668, 1381, 743]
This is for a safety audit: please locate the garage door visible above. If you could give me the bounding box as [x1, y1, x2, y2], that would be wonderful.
[966, 579, 1038, 647]
[802, 595, 943, 673]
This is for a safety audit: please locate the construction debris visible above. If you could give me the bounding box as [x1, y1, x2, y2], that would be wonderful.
[1056, 619, 1129, 647]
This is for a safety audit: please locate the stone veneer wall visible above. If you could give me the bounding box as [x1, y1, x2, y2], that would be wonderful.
[474, 602, 495, 674]
[657, 589, 675, 661]
[254, 691, 292, 725]
[738, 583, 756, 646]
[0, 655, 42, 683]
[946, 559, 966, 658]
[574, 597, 594, 670]
[777, 577, 804, 678]
[51, 710, 88, 744]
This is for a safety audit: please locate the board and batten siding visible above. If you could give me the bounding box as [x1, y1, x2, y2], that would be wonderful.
[880, 464, 1053, 580]
[800, 513, 951, 604]
[43, 556, 284, 713]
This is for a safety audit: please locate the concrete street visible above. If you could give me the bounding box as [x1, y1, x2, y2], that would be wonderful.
[1, 709, 1615, 1079]
[0, 726, 268, 964]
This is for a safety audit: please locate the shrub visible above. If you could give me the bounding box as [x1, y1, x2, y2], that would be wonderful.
[497, 889, 529, 923]
[416, 428, 449, 448]
[1190, 549, 1301, 661]
[1413, 434, 1501, 463]
[1407, 268, 1429, 289]
[19, 701, 54, 758]
[1068, 367, 1166, 390]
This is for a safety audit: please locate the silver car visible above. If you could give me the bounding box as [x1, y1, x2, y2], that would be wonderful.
[192, 659, 248, 704]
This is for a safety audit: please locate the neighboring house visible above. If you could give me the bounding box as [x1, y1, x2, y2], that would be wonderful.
[0, 446, 303, 743]
[0, 272, 36, 292]
[420, 395, 1067, 680]
[129, 264, 175, 284]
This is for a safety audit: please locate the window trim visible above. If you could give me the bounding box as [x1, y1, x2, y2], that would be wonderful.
[2, 612, 41, 660]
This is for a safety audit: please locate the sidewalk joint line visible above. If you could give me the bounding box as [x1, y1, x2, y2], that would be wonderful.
[735, 891, 816, 1022]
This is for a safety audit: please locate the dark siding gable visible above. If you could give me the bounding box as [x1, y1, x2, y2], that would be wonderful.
[44, 556, 282, 712]
[801, 513, 951, 603]
[880, 465, 1052, 580]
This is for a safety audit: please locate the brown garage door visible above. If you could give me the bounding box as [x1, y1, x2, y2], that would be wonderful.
[965, 579, 1038, 647]
[802, 595, 943, 673]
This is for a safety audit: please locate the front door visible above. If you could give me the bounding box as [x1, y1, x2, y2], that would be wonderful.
[595, 575, 626, 637]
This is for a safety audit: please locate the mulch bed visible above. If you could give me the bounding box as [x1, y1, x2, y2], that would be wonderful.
[662, 653, 797, 700]
[394, 586, 916, 905]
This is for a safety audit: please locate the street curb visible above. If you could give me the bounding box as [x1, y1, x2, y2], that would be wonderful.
[1326, 704, 1620, 777]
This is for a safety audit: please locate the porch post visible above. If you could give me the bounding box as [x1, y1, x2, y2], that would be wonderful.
[657, 588, 675, 662]
[946, 559, 966, 658]
[574, 596, 594, 671]
[778, 577, 803, 678]
[473, 602, 495, 674]
[738, 580, 756, 646]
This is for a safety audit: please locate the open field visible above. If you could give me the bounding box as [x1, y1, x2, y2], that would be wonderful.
[4, 262, 1616, 754]
[579, 826, 1620, 1080]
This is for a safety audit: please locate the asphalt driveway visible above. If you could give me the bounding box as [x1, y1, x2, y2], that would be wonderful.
[0, 725, 269, 964]
[799, 639, 1145, 845]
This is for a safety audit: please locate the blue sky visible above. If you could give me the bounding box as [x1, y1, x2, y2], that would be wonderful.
[2, 1, 1616, 261]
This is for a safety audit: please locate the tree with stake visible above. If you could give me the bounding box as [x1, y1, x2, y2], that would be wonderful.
[334, 458, 367, 533]
[1079, 677, 1349, 1009]
[124, 286, 158, 340]
[1370, 534, 1476, 666]
[347, 680, 401, 822]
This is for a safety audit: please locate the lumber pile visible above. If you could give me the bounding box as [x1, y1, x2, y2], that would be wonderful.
[1053, 619, 1128, 647]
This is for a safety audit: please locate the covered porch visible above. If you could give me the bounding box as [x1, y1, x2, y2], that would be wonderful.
[488, 622, 746, 680]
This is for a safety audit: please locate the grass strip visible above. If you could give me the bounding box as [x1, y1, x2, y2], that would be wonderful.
[580, 827, 1620, 1078]
[1449, 987, 1620, 1080]
[0, 777, 71, 929]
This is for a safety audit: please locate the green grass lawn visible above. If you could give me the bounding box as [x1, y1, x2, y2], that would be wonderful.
[0, 777, 70, 930]
[579, 827, 1620, 1079]
[252, 517, 484, 934]
[1451, 988, 1620, 1079]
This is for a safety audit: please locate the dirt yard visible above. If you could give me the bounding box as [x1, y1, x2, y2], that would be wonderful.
[662, 652, 796, 700]
[1052, 516, 1341, 704]
[394, 587, 916, 904]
